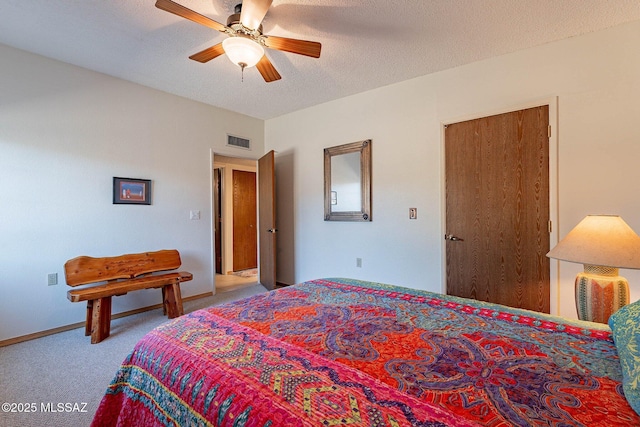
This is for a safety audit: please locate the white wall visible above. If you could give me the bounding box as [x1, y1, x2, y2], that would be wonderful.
[4, 19, 640, 341]
[266, 19, 640, 320]
[0, 44, 264, 342]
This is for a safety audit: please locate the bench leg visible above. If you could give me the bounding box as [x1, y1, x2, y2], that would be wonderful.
[163, 283, 184, 319]
[161, 286, 167, 315]
[89, 297, 112, 344]
[85, 301, 93, 336]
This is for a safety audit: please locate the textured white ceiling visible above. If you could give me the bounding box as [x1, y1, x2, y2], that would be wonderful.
[1, 1, 639, 120]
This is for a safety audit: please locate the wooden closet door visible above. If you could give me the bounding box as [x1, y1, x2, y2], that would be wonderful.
[233, 170, 257, 271]
[445, 106, 550, 313]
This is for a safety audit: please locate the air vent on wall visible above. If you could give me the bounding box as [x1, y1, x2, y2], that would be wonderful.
[227, 134, 251, 150]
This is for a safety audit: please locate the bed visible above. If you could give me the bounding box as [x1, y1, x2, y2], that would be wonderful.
[91, 278, 640, 426]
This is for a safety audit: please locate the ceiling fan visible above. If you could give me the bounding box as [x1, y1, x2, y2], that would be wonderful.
[155, 0, 322, 82]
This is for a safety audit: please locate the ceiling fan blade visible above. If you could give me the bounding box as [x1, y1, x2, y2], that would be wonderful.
[189, 43, 225, 63]
[155, 0, 227, 32]
[263, 36, 321, 58]
[256, 55, 281, 83]
[240, 0, 273, 31]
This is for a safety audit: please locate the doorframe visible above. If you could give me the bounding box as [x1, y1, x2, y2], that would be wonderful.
[439, 96, 560, 315]
[210, 150, 260, 294]
[210, 150, 218, 294]
[213, 166, 223, 275]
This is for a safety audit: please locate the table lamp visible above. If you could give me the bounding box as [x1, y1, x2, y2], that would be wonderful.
[547, 215, 640, 324]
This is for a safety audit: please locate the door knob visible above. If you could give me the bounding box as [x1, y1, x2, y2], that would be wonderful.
[444, 234, 464, 241]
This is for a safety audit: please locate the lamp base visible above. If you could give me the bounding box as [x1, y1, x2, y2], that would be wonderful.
[575, 267, 629, 324]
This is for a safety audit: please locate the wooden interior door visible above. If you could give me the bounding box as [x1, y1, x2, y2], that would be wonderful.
[445, 106, 550, 313]
[258, 151, 276, 290]
[232, 170, 257, 271]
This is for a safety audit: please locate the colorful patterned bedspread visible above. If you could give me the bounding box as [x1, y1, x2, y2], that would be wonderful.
[92, 278, 639, 426]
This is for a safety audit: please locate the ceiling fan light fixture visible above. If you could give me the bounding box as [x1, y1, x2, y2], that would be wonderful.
[222, 36, 264, 69]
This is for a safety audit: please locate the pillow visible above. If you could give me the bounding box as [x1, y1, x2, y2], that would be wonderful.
[609, 299, 640, 415]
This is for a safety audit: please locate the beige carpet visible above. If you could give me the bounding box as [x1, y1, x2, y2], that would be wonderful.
[0, 284, 267, 427]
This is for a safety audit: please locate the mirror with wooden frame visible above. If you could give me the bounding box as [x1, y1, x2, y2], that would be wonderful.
[324, 139, 372, 221]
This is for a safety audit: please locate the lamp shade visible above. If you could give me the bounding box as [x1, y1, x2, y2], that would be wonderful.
[547, 215, 640, 269]
[222, 36, 264, 69]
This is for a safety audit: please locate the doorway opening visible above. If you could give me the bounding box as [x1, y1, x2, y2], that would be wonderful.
[213, 154, 259, 293]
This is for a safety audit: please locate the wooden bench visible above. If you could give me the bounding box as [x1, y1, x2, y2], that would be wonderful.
[64, 249, 193, 344]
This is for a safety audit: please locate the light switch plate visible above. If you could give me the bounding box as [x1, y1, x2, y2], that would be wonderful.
[190, 210, 201, 220]
[48, 273, 58, 286]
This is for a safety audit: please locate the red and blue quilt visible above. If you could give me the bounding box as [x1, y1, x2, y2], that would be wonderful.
[92, 278, 639, 426]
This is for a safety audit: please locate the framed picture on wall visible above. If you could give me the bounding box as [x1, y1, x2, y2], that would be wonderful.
[113, 177, 152, 205]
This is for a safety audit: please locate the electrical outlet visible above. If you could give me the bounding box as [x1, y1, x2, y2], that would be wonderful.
[356, 258, 362, 268]
[47, 273, 58, 286]
[190, 210, 201, 220]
